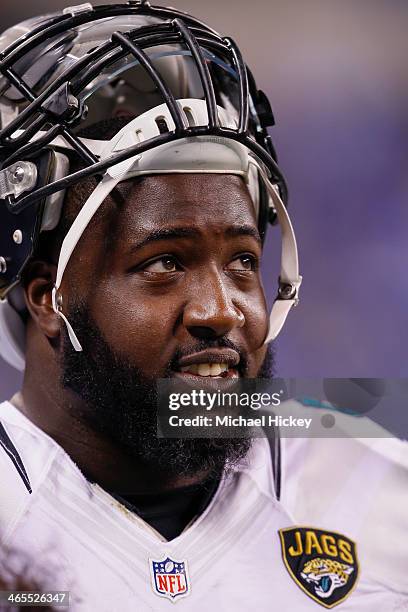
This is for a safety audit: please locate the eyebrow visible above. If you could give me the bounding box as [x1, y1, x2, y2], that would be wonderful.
[129, 224, 261, 252]
[225, 225, 261, 244]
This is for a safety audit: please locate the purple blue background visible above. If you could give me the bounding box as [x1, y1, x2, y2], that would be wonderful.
[1, 0, 407, 402]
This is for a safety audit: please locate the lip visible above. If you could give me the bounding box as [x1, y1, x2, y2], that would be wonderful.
[173, 369, 239, 382]
[176, 348, 240, 370]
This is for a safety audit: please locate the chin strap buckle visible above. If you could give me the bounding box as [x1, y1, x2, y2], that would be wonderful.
[278, 278, 301, 306]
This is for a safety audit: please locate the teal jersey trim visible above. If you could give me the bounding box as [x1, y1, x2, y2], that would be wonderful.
[296, 396, 362, 417]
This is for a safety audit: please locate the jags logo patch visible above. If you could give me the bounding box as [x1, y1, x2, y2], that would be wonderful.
[279, 527, 359, 608]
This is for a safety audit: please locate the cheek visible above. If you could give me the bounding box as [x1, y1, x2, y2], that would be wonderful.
[241, 288, 269, 346]
[240, 289, 269, 375]
[89, 281, 177, 374]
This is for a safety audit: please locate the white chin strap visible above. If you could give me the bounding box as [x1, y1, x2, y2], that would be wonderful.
[261, 172, 302, 343]
[47, 99, 301, 352]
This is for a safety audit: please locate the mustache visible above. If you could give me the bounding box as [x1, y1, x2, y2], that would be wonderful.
[169, 337, 249, 375]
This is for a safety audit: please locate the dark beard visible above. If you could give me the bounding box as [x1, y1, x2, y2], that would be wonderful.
[60, 303, 275, 482]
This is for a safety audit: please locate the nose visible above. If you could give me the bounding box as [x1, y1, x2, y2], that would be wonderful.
[183, 269, 245, 340]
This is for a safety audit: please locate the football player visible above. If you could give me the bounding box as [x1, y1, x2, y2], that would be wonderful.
[0, 2, 406, 610]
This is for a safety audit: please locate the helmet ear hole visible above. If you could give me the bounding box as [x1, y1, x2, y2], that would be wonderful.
[183, 107, 196, 127]
[155, 116, 170, 134]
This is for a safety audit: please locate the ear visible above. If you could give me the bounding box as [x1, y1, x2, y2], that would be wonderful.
[24, 260, 60, 339]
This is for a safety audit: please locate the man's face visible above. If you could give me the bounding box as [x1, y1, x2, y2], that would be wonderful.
[60, 173, 272, 478]
[70, 173, 269, 380]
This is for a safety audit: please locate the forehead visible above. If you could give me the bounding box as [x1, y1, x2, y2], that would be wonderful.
[113, 173, 258, 239]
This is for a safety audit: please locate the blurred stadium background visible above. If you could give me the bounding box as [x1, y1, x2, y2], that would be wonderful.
[0, 0, 407, 401]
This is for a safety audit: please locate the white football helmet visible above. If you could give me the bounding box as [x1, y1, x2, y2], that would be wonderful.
[0, 1, 302, 370]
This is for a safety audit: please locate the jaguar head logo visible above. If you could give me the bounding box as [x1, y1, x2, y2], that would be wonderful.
[301, 558, 354, 599]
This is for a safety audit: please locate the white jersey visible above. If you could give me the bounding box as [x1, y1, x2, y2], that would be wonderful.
[0, 400, 406, 611]
[279, 399, 408, 604]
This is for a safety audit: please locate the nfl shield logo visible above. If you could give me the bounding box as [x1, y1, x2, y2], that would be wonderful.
[150, 556, 190, 602]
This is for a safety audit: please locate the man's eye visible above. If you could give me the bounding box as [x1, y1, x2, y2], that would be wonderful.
[142, 256, 180, 273]
[227, 254, 257, 272]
